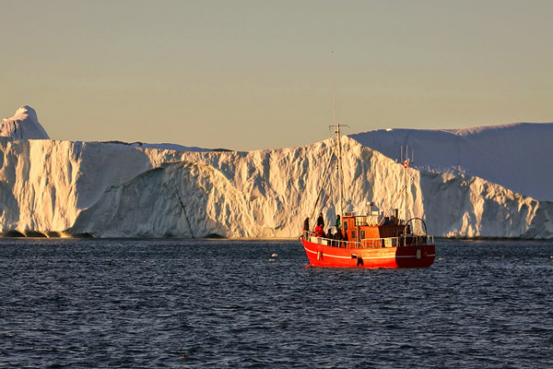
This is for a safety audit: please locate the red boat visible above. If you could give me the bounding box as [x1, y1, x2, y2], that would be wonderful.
[301, 213, 435, 268]
[301, 123, 435, 268]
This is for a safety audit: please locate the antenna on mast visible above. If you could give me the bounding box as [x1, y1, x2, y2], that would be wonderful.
[332, 51, 337, 130]
[329, 51, 348, 219]
[332, 51, 343, 218]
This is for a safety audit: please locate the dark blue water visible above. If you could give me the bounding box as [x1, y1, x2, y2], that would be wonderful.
[1, 238, 552, 368]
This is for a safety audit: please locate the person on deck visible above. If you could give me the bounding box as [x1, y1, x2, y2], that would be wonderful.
[303, 217, 310, 236]
[334, 229, 343, 247]
[314, 224, 325, 237]
[317, 213, 324, 228]
[335, 215, 341, 230]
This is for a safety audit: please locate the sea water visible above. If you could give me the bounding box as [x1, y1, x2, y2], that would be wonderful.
[0, 238, 552, 368]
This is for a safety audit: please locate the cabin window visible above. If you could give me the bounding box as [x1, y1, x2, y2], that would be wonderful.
[351, 231, 356, 240]
[360, 230, 365, 240]
[344, 221, 349, 231]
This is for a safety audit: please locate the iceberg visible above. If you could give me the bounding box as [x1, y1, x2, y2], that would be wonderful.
[0, 106, 552, 238]
[350, 123, 553, 202]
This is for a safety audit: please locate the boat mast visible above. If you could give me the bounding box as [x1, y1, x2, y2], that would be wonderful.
[334, 123, 344, 219]
[401, 146, 414, 223]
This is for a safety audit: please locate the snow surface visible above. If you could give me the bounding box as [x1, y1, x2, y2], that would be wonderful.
[0, 106, 552, 238]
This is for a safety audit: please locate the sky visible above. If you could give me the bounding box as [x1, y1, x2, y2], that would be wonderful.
[1, 0, 552, 151]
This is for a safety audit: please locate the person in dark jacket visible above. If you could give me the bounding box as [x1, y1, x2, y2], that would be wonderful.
[334, 228, 342, 247]
[303, 217, 310, 238]
[317, 212, 324, 228]
[326, 228, 334, 246]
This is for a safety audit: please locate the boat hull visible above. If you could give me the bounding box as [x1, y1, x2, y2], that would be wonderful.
[301, 238, 435, 268]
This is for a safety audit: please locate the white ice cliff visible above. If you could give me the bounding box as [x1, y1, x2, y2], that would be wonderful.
[0, 106, 551, 238]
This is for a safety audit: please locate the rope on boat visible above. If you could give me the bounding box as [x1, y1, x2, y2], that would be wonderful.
[308, 146, 336, 227]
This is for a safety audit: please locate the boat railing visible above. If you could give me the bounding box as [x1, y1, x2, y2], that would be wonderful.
[356, 235, 434, 249]
[306, 233, 434, 249]
[305, 234, 350, 248]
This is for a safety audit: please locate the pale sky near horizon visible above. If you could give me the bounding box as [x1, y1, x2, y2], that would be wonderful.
[1, 0, 552, 151]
